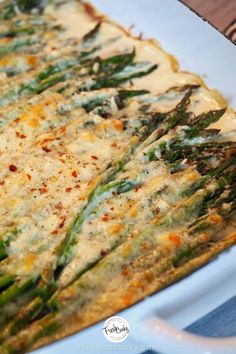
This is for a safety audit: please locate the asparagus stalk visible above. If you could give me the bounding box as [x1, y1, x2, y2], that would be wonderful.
[0, 23, 144, 117]
[0, 26, 36, 38]
[0, 229, 19, 261]
[90, 62, 158, 90]
[14, 0, 47, 13]
[0, 275, 15, 291]
[145, 108, 226, 166]
[0, 35, 40, 57]
[0, 23, 43, 39]
[82, 22, 101, 47]
[0, 287, 38, 330]
[114, 89, 149, 109]
[0, 0, 66, 21]
[0, 28, 105, 114]
[137, 89, 193, 152]
[0, 278, 36, 308]
[57, 178, 141, 267]
[35, 49, 138, 93]
[0, 20, 103, 80]
[0, 1, 18, 21]
[36, 21, 105, 82]
[187, 108, 226, 136]
[0, 48, 156, 108]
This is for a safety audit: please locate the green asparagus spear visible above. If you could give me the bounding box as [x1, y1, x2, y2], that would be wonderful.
[0, 1, 18, 21]
[0, 0, 66, 20]
[0, 275, 15, 291]
[0, 48, 156, 108]
[0, 229, 19, 261]
[0, 278, 36, 308]
[0, 35, 39, 57]
[82, 22, 101, 47]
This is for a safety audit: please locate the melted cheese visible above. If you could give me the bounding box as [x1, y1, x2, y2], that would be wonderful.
[0, 0, 235, 298]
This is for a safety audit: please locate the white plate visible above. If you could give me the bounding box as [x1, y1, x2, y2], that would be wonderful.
[33, 1, 236, 353]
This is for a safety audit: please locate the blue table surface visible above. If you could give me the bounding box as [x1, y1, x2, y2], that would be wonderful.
[142, 294, 236, 354]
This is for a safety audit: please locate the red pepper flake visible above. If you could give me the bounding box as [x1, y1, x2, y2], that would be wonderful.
[59, 126, 67, 134]
[59, 216, 66, 229]
[168, 233, 181, 247]
[42, 146, 51, 153]
[16, 132, 27, 139]
[66, 187, 72, 193]
[41, 138, 54, 144]
[102, 213, 109, 221]
[71, 171, 77, 178]
[0, 181, 5, 186]
[75, 184, 80, 189]
[55, 203, 63, 210]
[39, 188, 48, 194]
[122, 267, 129, 276]
[27, 174, 32, 180]
[91, 155, 98, 160]
[100, 249, 107, 256]
[9, 164, 17, 172]
[31, 188, 36, 192]
[51, 230, 59, 235]
[110, 207, 114, 211]
[135, 186, 141, 192]
[111, 143, 117, 147]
